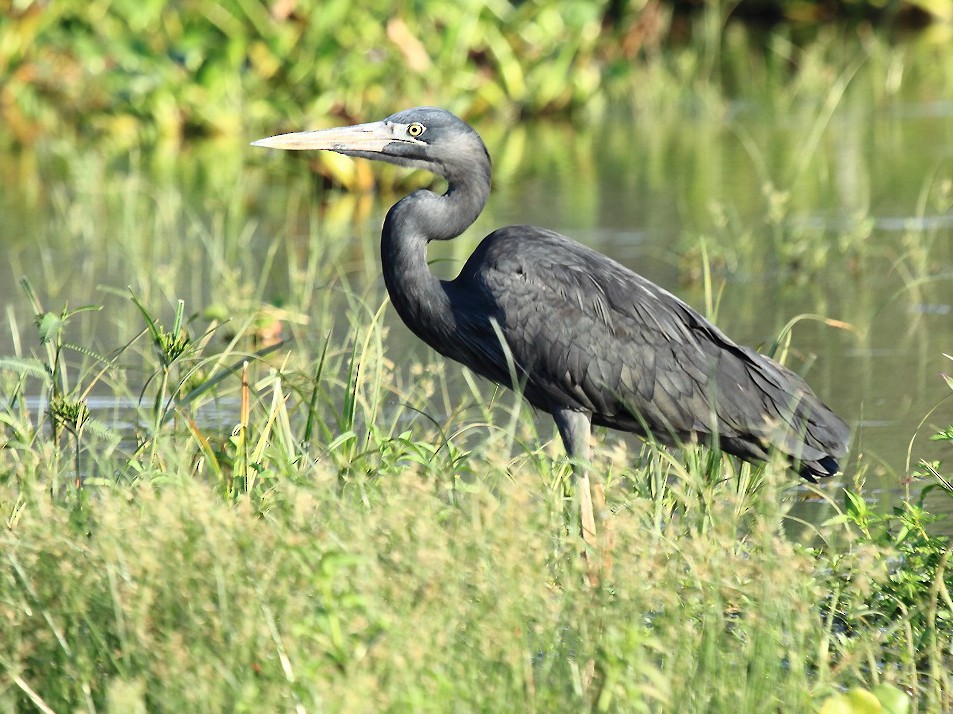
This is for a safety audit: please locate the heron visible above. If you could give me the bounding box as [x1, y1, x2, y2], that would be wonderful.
[253, 107, 850, 548]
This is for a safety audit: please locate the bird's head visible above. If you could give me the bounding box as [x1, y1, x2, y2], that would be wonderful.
[252, 107, 490, 182]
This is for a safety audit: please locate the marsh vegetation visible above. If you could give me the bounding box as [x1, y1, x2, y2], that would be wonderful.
[1, 2, 953, 711]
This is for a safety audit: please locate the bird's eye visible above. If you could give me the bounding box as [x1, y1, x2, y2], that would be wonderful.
[407, 122, 426, 137]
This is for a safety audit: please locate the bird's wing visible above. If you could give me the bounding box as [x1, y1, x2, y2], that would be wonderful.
[455, 226, 848, 463]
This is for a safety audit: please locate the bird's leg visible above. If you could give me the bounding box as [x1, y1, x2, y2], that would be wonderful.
[552, 408, 599, 564]
[552, 407, 607, 696]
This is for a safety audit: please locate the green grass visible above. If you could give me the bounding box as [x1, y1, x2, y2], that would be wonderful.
[1, 413, 951, 711]
[0, 259, 951, 711]
[0, 462, 808, 712]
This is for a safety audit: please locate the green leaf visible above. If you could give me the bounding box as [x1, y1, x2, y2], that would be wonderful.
[844, 489, 869, 519]
[846, 688, 883, 713]
[36, 311, 63, 344]
[872, 684, 910, 714]
[818, 693, 854, 714]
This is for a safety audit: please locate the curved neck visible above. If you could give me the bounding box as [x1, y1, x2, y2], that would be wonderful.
[380, 171, 490, 342]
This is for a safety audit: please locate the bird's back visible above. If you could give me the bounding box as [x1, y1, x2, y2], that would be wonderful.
[444, 225, 849, 479]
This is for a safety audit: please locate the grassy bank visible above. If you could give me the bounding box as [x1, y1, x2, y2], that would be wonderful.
[1, 4, 953, 709]
[1, 402, 950, 711]
[0, 261, 951, 710]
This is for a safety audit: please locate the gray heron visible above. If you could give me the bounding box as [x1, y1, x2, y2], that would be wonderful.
[253, 107, 849, 550]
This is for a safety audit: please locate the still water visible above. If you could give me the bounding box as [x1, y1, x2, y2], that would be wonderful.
[1, 41, 953, 506]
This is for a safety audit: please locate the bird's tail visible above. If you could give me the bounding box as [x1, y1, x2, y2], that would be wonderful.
[797, 454, 841, 483]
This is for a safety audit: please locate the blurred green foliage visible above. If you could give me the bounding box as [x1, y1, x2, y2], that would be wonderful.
[0, 0, 653, 145]
[2, 0, 951, 147]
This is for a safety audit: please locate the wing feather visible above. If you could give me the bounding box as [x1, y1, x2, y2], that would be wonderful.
[448, 225, 849, 470]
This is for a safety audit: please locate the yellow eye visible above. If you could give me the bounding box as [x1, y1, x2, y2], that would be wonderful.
[407, 122, 426, 137]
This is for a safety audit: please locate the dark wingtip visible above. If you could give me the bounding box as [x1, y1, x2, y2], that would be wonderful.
[799, 455, 840, 482]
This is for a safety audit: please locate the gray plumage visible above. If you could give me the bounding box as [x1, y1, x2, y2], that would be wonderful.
[254, 107, 849, 481]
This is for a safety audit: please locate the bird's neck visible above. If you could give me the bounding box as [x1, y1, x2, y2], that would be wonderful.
[380, 174, 489, 341]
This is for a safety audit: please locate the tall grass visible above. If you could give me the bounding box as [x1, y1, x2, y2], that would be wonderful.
[2, 30, 953, 709]
[0, 192, 950, 710]
[0, 461, 821, 712]
[2, 354, 949, 711]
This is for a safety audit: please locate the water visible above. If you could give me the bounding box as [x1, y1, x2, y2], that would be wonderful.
[2, 39, 953, 511]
